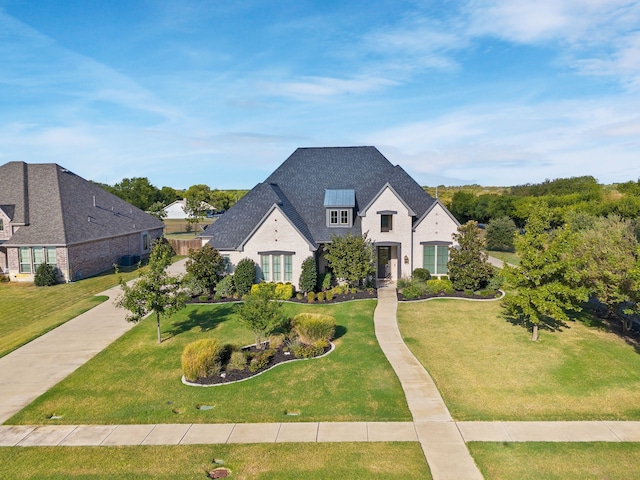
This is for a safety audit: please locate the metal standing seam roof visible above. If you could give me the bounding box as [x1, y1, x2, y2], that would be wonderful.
[324, 189, 356, 207]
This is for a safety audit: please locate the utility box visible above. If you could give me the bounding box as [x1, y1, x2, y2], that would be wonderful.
[119, 254, 141, 267]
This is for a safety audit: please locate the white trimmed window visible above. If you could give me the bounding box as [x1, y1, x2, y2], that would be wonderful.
[328, 208, 351, 227]
[422, 244, 450, 276]
[18, 246, 57, 274]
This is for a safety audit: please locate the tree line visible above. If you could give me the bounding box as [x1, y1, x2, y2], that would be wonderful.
[441, 176, 640, 227]
[93, 177, 248, 219]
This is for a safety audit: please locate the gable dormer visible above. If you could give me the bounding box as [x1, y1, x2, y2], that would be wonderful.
[324, 189, 355, 228]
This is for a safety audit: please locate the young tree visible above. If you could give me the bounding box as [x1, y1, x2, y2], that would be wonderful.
[324, 233, 375, 288]
[234, 289, 283, 349]
[448, 221, 494, 291]
[502, 203, 588, 341]
[299, 256, 317, 294]
[184, 184, 212, 232]
[116, 239, 186, 344]
[185, 244, 226, 295]
[485, 216, 517, 252]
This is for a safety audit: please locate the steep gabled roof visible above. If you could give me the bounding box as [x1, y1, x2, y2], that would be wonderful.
[202, 146, 437, 248]
[0, 162, 163, 246]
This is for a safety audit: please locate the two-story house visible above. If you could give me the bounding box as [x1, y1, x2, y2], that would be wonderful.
[200, 147, 459, 288]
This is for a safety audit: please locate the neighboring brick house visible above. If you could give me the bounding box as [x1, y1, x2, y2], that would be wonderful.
[199, 146, 459, 288]
[0, 161, 164, 282]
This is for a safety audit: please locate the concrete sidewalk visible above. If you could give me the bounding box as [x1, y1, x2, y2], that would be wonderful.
[4, 420, 640, 447]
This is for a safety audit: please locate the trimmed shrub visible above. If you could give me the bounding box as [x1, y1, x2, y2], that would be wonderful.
[227, 350, 247, 371]
[317, 291, 325, 302]
[198, 294, 209, 302]
[275, 282, 294, 300]
[34, 263, 58, 287]
[181, 338, 224, 382]
[425, 278, 455, 295]
[299, 256, 317, 294]
[251, 282, 276, 296]
[268, 333, 285, 349]
[291, 313, 336, 344]
[307, 291, 315, 303]
[412, 268, 431, 282]
[296, 293, 303, 300]
[319, 272, 332, 291]
[325, 289, 334, 301]
[216, 274, 235, 297]
[234, 258, 256, 297]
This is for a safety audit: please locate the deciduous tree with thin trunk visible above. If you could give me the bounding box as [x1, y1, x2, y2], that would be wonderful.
[116, 239, 186, 344]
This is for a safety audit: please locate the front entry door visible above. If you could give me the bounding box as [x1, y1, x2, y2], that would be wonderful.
[377, 246, 390, 279]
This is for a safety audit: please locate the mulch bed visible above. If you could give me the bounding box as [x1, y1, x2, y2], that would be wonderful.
[188, 289, 378, 305]
[398, 290, 502, 302]
[185, 342, 332, 386]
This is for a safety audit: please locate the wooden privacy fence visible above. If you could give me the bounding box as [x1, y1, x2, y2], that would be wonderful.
[168, 238, 202, 256]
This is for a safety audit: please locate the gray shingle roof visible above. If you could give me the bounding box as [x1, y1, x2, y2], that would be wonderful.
[202, 146, 436, 249]
[0, 162, 164, 246]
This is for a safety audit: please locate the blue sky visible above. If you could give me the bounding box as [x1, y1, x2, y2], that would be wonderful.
[1, 0, 639, 189]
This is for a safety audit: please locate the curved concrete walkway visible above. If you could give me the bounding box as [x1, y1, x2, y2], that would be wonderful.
[374, 283, 483, 480]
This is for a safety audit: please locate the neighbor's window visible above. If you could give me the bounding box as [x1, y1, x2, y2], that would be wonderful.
[142, 233, 149, 251]
[0, 219, 3, 231]
[284, 255, 293, 282]
[381, 214, 393, 232]
[261, 255, 270, 281]
[32, 247, 44, 270]
[19, 247, 31, 273]
[45, 247, 57, 266]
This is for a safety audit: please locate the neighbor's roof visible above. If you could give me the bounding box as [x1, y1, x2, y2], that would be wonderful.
[201, 146, 436, 249]
[0, 161, 164, 246]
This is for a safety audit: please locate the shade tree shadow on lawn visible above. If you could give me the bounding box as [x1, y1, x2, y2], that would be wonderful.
[165, 304, 236, 339]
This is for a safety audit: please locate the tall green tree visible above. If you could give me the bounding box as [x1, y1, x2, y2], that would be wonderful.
[573, 216, 639, 332]
[485, 216, 517, 252]
[110, 177, 162, 211]
[502, 203, 588, 341]
[324, 233, 375, 288]
[116, 240, 186, 344]
[234, 258, 257, 297]
[448, 221, 494, 291]
[185, 244, 225, 295]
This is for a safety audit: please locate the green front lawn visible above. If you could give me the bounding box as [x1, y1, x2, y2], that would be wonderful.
[0, 265, 146, 359]
[398, 298, 640, 420]
[8, 300, 411, 425]
[0, 443, 430, 479]
[485, 249, 520, 265]
[470, 442, 640, 480]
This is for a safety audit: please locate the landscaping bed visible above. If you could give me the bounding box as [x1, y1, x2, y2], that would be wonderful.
[398, 289, 501, 302]
[187, 288, 377, 304]
[183, 341, 333, 386]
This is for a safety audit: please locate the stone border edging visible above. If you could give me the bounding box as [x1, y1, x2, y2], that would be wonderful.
[181, 341, 336, 387]
[398, 289, 505, 303]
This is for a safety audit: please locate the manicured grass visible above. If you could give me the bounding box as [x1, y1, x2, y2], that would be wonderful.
[0, 443, 431, 479]
[0, 265, 145, 359]
[8, 300, 411, 425]
[397, 298, 640, 420]
[485, 249, 520, 265]
[469, 442, 640, 480]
